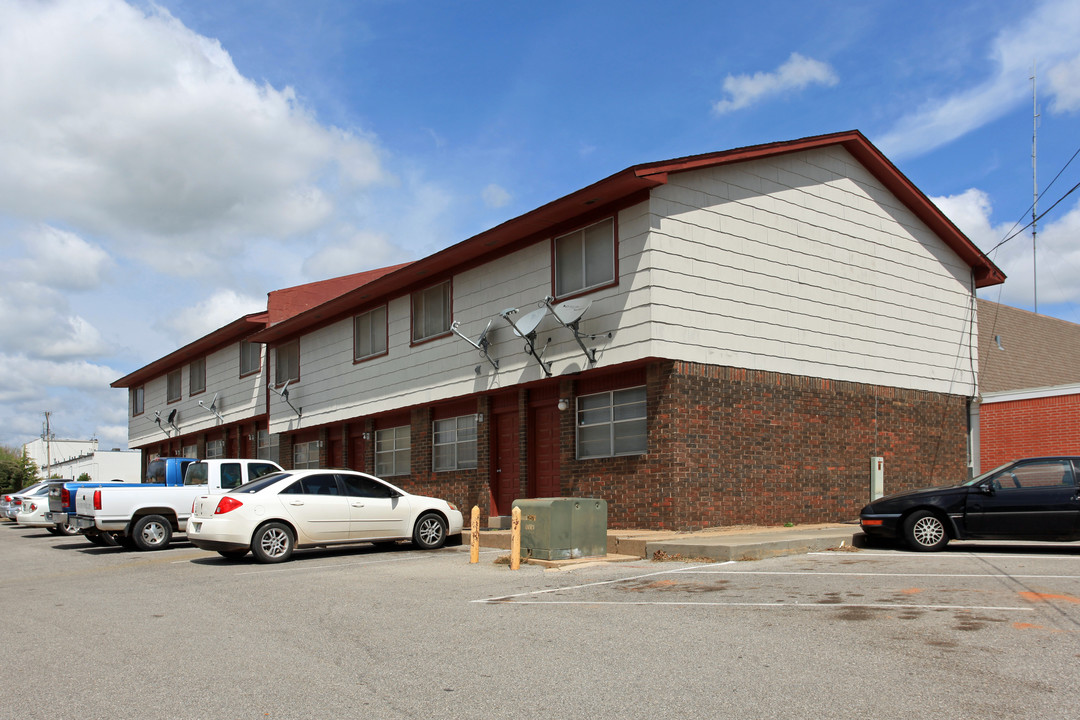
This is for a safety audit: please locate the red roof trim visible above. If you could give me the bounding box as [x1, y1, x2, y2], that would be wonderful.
[250, 130, 1004, 344]
[111, 312, 268, 389]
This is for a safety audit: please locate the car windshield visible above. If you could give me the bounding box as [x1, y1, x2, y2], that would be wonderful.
[183, 462, 209, 486]
[231, 472, 291, 494]
[962, 462, 1014, 486]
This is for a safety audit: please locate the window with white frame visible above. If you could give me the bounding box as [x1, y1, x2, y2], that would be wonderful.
[275, 340, 299, 385]
[131, 386, 144, 416]
[293, 440, 321, 469]
[189, 357, 206, 395]
[166, 369, 182, 403]
[576, 386, 647, 459]
[181, 444, 198, 459]
[554, 217, 615, 297]
[257, 430, 280, 463]
[240, 340, 261, 377]
[375, 426, 410, 476]
[354, 305, 388, 361]
[411, 281, 451, 342]
[205, 439, 226, 459]
[433, 415, 477, 471]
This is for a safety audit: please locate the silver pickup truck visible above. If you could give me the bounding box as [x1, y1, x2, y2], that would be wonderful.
[74, 459, 282, 551]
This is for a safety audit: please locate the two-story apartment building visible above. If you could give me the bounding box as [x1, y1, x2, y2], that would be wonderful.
[114, 130, 1004, 529]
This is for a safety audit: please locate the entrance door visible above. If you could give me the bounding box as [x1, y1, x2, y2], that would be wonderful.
[492, 410, 520, 516]
[529, 403, 561, 498]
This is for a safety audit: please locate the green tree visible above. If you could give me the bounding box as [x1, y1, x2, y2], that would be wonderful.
[0, 446, 39, 493]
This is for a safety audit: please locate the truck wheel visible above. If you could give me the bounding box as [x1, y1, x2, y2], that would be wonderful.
[56, 520, 81, 536]
[131, 515, 173, 551]
[251, 522, 294, 563]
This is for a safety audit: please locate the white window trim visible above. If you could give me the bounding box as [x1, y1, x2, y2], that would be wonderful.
[432, 415, 477, 472]
[576, 386, 647, 459]
[375, 425, 411, 476]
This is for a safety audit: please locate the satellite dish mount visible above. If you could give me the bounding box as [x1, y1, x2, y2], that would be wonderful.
[450, 319, 500, 375]
[198, 392, 224, 423]
[499, 304, 551, 377]
[268, 379, 302, 419]
[543, 295, 608, 365]
[153, 410, 172, 438]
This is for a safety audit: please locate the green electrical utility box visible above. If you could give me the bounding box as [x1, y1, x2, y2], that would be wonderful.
[512, 498, 608, 561]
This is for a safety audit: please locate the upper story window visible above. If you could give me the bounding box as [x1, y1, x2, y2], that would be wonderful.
[576, 386, 647, 459]
[240, 340, 261, 377]
[275, 340, 299, 385]
[166, 369, 182, 403]
[433, 414, 477, 471]
[354, 305, 388, 362]
[554, 217, 615, 298]
[189, 357, 206, 396]
[412, 280, 451, 343]
[131, 386, 145, 416]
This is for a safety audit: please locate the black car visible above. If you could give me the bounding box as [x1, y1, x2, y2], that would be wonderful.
[860, 457, 1080, 551]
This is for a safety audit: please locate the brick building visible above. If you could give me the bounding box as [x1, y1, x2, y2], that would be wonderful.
[114, 131, 1004, 529]
[974, 299, 1080, 471]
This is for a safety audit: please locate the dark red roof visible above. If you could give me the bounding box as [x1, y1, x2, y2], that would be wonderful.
[251, 130, 1005, 345]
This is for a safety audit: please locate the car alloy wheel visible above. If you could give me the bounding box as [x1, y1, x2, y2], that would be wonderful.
[903, 510, 949, 551]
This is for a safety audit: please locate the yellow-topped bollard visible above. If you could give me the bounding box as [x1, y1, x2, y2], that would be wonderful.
[510, 506, 521, 570]
[469, 506, 480, 564]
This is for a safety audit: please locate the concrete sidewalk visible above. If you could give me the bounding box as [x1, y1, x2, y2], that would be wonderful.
[472, 522, 864, 565]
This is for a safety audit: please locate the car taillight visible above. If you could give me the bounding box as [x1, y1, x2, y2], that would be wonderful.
[13, 498, 22, 507]
[214, 496, 244, 515]
[28, 502, 38, 513]
[61, 488, 71, 505]
[93, 490, 102, 511]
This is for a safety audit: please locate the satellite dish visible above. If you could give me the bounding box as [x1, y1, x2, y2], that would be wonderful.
[208, 392, 218, 412]
[449, 319, 499, 373]
[552, 298, 591, 326]
[511, 307, 547, 338]
[166, 409, 177, 424]
[280, 380, 290, 400]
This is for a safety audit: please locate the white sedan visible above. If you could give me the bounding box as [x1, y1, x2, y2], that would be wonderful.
[16, 484, 58, 530]
[187, 469, 464, 563]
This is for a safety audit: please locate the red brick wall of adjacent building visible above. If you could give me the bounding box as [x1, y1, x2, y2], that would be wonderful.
[565, 361, 970, 530]
[979, 393, 1080, 470]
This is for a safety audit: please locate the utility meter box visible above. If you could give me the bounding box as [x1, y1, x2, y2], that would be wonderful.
[512, 498, 608, 561]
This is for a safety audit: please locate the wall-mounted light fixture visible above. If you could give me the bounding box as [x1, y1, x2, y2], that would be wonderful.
[557, 399, 569, 411]
[362, 432, 371, 440]
[475, 413, 484, 424]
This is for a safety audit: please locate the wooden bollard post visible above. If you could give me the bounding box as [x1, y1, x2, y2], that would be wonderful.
[510, 506, 521, 571]
[469, 506, 480, 564]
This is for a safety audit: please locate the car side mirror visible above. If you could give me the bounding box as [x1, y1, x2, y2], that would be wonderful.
[980, 483, 995, 495]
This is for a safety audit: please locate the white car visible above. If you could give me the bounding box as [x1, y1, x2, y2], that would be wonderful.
[16, 484, 58, 530]
[3, 482, 47, 521]
[187, 469, 464, 563]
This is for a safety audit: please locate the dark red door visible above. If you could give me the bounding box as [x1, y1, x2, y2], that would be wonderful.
[492, 410, 520, 515]
[349, 435, 366, 473]
[329, 438, 343, 468]
[529, 403, 561, 498]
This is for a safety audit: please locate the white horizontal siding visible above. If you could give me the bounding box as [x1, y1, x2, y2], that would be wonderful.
[644, 146, 977, 394]
[128, 343, 267, 447]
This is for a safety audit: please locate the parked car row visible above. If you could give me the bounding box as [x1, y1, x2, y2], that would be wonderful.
[6, 461, 465, 564]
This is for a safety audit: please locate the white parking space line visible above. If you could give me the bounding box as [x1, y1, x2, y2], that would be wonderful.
[490, 600, 1035, 612]
[810, 551, 1080, 560]
[231, 547, 490, 575]
[680, 570, 1080, 579]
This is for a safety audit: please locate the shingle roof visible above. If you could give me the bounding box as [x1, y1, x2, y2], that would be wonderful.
[978, 298, 1080, 394]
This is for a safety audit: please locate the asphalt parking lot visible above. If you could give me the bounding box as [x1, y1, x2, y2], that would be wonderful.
[2, 523, 1078, 719]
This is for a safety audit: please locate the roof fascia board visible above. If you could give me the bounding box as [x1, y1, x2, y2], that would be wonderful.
[111, 312, 268, 388]
[980, 382, 1080, 405]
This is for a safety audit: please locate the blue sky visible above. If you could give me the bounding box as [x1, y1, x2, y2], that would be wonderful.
[1, 0, 1079, 450]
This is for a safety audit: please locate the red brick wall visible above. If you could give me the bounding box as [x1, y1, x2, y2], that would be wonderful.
[564, 361, 970, 530]
[979, 393, 1080, 469]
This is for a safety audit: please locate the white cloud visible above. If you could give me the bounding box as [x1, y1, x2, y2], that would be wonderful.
[713, 53, 838, 115]
[0, 0, 386, 269]
[159, 289, 267, 345]
[301, 229, 409, 280]
[933, 189, 1080, 308]
[0, 282, 111, 359]
[12, 225, 113, 291]
[482, 183, 512, 209]
[879, 0, 1080, 158]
